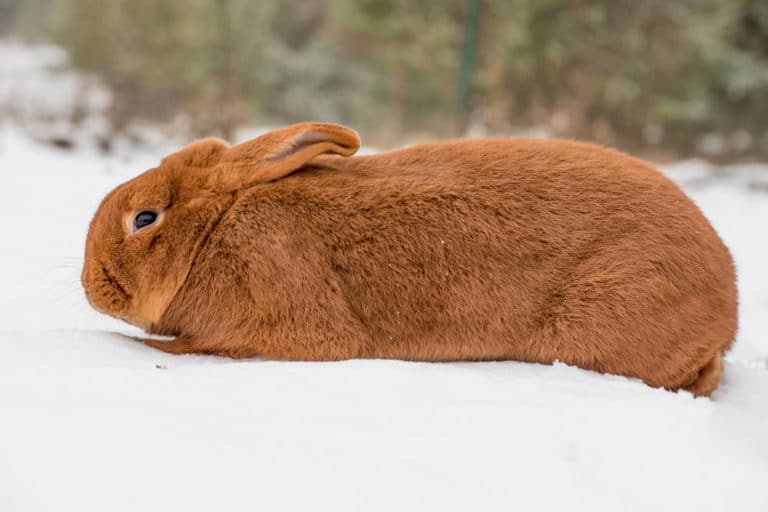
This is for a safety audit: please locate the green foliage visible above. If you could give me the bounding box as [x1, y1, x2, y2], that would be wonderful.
[477, 0, 768, 153]
[7, 0, 768, 154]
[0, 0, 53, 38]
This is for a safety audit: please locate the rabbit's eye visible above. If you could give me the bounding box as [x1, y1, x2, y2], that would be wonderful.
[133, 211, 158, 231]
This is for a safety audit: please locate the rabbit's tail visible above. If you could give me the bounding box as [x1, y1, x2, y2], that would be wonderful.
[683, 354, 723, 397]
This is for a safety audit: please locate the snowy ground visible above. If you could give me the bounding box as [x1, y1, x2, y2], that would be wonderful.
[1, 122, 767, 511]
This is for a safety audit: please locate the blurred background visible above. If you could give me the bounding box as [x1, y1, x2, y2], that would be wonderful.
[1, 0, 767, 160]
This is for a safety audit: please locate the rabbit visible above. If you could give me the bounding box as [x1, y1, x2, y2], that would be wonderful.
[82, 122, 737, 396]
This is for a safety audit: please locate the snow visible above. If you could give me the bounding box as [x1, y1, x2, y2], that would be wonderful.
[2, 123, 767, 511]
[0, 39, 112, 148]
[1, 61, 767, 510]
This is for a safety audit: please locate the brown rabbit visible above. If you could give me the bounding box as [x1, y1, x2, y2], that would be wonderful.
[82, 122, 737, 396]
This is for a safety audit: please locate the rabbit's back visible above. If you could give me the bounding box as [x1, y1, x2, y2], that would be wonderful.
[228, 138, 737, 392]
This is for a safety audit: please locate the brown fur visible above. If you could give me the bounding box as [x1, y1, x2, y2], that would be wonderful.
[82, 122, 737, 396]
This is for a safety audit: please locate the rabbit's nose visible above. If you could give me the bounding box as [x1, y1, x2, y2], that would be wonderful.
[80, 262, 96, 305]
[80, 263, 91, 292]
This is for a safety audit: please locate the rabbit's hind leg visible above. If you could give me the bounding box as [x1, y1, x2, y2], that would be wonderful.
[681, 354, 723, 397]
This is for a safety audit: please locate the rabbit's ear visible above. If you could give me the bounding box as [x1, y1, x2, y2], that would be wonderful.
[163, 138, 230, 168]
[212, 122, 360, 191]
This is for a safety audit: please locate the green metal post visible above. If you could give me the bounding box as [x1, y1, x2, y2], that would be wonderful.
[457, 0, 481, 133]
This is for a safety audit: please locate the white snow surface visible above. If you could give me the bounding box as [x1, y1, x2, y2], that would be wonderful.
[1, 124, 767, 511]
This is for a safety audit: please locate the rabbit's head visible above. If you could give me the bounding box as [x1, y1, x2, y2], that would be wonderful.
[81, 122, 359, 330]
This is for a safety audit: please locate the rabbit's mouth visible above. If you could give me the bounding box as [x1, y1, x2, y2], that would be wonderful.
[82, 261, 131, 319]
